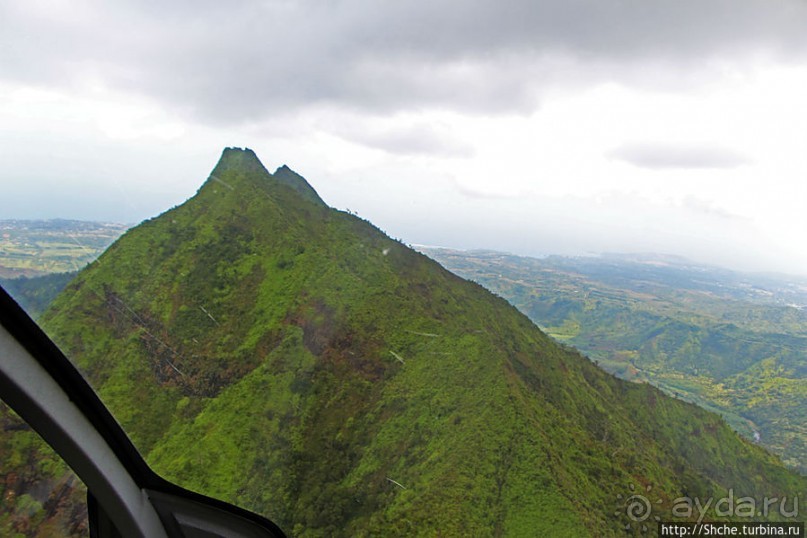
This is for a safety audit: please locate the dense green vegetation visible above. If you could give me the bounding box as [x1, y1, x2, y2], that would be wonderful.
[0, 402, 87, 537]
[422, 249, 807, 475]
[2, 149, 804, 536]
[0, 272, 76, 319]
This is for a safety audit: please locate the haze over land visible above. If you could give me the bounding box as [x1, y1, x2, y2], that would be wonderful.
[4, 149, 803, 536]
[423, 247, 807, 474]
[2, 1, 807, 275]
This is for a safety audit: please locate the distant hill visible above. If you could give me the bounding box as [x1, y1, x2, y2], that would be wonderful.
[421, 248, 807, 474]
[2, 149, 804, 536]
[0, 272, 76, 319]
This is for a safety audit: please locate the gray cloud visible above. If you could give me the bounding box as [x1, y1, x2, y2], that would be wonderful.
[608, 143, 751, 169]
[2, 0, 807, 124]
[681, 195, 748, 220]
[330, 122, 474, 157]
[450, 179, 521, 200]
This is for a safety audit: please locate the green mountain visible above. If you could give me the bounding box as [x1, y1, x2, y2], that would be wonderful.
[3, 148, 804, 536]
[420, 248, 807, 475]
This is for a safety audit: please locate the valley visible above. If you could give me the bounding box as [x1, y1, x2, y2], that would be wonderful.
[0, 219, 128, 278]
[421, 248, 807, 474]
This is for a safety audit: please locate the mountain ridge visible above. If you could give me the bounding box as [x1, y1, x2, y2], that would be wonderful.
[420, 247, 807, 474]
[3, 148, 802, 536]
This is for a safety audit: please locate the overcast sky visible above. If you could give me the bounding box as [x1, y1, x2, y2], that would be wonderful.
[2, 0, 807, 276]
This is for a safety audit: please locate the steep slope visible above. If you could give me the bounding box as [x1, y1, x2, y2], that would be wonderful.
[420, 248, 807, 474]
[26, 148, 805, 536]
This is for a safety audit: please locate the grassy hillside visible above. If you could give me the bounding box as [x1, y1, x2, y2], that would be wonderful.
[421, 248, 807, 475]
[3, 148, 803, 536]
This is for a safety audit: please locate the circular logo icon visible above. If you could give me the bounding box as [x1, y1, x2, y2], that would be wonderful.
[614, 483, 663, 533]
[624, 493, 652, 522]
